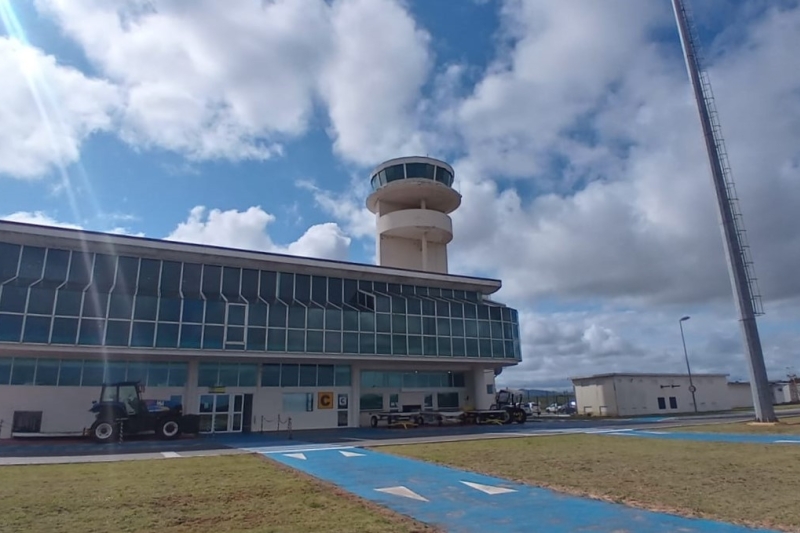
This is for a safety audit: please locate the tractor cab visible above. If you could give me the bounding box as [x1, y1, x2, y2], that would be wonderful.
[92, 381, 148, 418]
[495, 388, 523, 408]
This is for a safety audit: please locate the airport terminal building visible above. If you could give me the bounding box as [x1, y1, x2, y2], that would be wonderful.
[0, 157, 522, 438]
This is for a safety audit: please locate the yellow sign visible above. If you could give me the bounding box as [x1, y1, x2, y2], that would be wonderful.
[318, 392, 334, 410]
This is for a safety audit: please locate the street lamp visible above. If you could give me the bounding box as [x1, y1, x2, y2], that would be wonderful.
[679, 316, 698, 413]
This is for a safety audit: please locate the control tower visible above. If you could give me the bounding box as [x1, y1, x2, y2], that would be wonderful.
[366, 156, 461, 274]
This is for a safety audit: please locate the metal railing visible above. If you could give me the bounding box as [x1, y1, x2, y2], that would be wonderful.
[259, 415, 293, 439]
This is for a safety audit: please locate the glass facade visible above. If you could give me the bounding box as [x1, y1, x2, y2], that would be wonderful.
[360, 370, 465, 389]
[0, 242, 521, 360]
[370, 161, 454, 191]
[0, 357, 187, 387]
[259, 363, 351, 388]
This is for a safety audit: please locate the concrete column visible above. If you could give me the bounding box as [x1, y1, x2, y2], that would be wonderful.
[185, 360, 199, 414]
[421, 234, 428, 271]
[471, 367, 496, 410]
[350, 364, 361, 428]
[375, 200, 381, 265]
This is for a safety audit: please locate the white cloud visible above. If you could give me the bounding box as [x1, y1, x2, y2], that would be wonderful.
[166, 206, 351, 261]
[33, 0, 434, 167]
[447, 1, 800, 309]
[319, 0, 433, 164]
[454, 0, 666, 179]
[297, 179, 374, 240]
[34, 0, 332, 161]
[498, 303, 800, 389]
[0, 37, 120, 179]
[2, 211, 83, 229]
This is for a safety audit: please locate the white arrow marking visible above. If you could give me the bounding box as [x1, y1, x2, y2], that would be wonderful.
[161, 451, 180, 458]
[340, 450, 364, 457]
[460, 481, 516, 495]
[283, 453, 307, 460]
[375, 486, 428, 502]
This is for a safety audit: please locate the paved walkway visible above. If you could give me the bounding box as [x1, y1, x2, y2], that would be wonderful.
[603, 429, 800, 445]
[266, 447, 778, 533]
[3, 410, 796, 465]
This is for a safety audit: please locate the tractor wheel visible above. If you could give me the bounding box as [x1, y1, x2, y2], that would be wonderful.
[157, 418, 182, 440]
[501, 410, 513, 424]
[91, 420, 119, 444]
[513, 409, 527, 424]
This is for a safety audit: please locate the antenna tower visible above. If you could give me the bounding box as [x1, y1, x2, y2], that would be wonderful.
[671, 0, 776, 421]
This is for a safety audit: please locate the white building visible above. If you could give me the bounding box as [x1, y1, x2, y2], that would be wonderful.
[730, 380, 799, 407]
[571, 373, 732, 416]
[0, 156, 522, 438]
[772, 381, 800, 404]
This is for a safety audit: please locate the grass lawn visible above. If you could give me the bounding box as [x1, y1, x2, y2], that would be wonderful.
[0, 454, 437, 533]
[670, 416, 800, 435]
[383, 434, 800, 532]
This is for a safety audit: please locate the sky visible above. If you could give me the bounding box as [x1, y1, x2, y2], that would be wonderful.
[1, 0, 798, 390]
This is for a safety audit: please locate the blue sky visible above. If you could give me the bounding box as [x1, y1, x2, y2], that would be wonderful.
[2, 0, 799, 388]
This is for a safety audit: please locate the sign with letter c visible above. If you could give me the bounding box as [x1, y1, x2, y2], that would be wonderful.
[318, 392, 334, 409]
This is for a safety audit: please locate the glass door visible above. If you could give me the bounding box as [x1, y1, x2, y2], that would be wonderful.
[231, 394, 244, 432]
[198, 394, 245, 433]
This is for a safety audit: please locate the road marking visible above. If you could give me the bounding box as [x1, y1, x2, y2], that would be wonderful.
[339, 450, 364, 457]
[161, 451, 180, 458]
[585, 428, 634, 434]
[639, 431, 669, 435]
[460, 481, 516, 495]
[375, 486, 428, 502]
[774, 440, 800, 444]
[283, 453, 307, 460]
[258, 445, 354, 454]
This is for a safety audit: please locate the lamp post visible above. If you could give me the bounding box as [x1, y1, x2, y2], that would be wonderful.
[679, 316, 698, 413]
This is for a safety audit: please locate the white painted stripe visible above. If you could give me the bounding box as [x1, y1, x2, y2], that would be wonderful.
[253, 445, 355, 454]
[339, 450, 365, 457]
[283, 453, 307, 460]
[460, 481, 516, 495]
[774, 440, 800, 444]
[638, 431, 669, 435]
[375, 486, 428, 502]
[161, 451, 181, 458]
[585, 428, 634, 434]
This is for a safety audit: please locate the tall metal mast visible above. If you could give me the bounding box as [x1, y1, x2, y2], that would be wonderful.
[671, 0, 776, 422]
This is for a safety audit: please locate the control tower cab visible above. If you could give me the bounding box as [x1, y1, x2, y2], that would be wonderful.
[367, 156, 461, 274]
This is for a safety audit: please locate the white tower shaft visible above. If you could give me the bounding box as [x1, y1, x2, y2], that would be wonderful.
[367, 157, 461, 274]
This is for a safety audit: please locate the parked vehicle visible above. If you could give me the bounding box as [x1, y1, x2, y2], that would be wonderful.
[558, 401, 578, 415]
[524, 402, 541, 416]
[492, 388, 528, 424]
[88, 381, 192, 444]
[545, 403, 561, 413]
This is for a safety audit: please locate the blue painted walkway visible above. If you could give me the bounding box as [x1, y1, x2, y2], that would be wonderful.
[604, 429, 800, 445]
[266, 447, 778, 533]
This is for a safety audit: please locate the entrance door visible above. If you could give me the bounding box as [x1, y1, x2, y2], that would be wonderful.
[198, 394, 245, 433]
